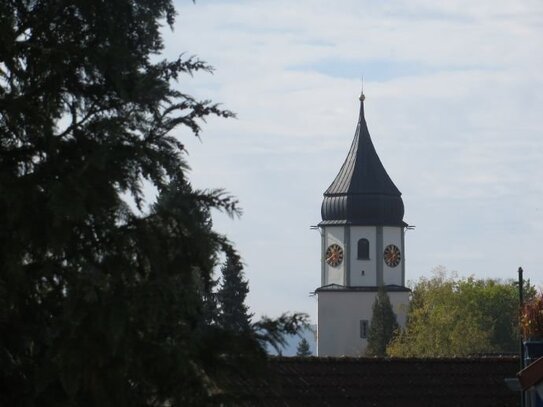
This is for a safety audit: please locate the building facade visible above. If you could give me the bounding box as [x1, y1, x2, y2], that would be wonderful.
[316, 93, 410, 356]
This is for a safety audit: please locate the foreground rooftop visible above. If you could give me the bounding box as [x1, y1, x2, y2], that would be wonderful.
[234, 356, 519, 406]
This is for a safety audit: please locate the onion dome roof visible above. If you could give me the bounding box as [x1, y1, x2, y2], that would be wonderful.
[320, 94, 406, 227]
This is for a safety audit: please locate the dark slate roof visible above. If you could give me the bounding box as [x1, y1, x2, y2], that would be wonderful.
[236, 357, 519, 406]
[321, 95, 406, 227]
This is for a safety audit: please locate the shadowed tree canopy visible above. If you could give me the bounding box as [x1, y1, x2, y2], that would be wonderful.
[0, 1, 306, 406]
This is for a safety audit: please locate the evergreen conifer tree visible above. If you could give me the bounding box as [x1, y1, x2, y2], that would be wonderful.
[296, 338, 312, 357]
[217, 252, 252, 332]
[0, 1, 307, 405]
[366, 287, 399, 357]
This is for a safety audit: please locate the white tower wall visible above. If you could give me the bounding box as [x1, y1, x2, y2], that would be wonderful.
[349, 226, 377, 286]
[322, 226, 345, 286]
[383, 226, 405, 286]
[317, 290, 409, 357]
[322, 225, 405, 288]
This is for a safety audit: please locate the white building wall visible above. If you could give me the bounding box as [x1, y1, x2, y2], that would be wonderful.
[323, 226, 345, 285]
[349, 226, 377, 286]
[382, 226, 404, 286]
[317, 290, 409, 357]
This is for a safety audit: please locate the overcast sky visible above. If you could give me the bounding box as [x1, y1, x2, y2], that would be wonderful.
[159, 0, 543, 322]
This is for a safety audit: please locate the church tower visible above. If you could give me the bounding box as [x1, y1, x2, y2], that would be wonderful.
[316, 92, 410, 357]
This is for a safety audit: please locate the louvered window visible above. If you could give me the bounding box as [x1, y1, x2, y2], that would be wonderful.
[357, 239, 370, 259]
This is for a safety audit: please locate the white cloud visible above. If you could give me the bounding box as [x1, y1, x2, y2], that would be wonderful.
[164, 0, 543, 320]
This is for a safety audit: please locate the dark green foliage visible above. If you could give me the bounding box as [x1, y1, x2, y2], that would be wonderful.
[217, 252, 252, 333]
[454, 276, 534, 351]
[296, 338, 312, 357]
[0, 1, 306, 406]
[253, 313, 309, 355]
[366, 287, 399, 357]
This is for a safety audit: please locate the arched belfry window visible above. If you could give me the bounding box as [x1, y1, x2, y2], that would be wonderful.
[357, 239, 370, 260]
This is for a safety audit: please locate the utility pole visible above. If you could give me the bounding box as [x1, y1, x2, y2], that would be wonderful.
[519, 266, 525, 407]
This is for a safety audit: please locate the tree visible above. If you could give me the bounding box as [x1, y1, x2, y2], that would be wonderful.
[0, 1, 306, 406]
[296, 338, 312, 357]
[253, 313, 309, 356]
[366, 287, 399, 356]
[387, 267, 535, 357]
[217, 252, 252, 333]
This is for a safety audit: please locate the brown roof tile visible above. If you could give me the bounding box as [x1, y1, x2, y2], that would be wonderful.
[236, 357, 519, 407]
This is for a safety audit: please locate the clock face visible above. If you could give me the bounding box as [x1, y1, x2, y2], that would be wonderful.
[383, 244, 401, 268]
[325, 244, 344, 267]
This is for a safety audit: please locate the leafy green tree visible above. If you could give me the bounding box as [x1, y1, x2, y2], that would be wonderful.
[388, 267, 534, 357]
[366, 287, 399, 357]
[296, 338, 312, 357]
[217, 251, 252, 333]
[0, 1, 306, 406]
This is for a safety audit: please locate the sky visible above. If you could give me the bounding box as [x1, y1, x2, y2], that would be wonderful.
[158, 0, 543, 322]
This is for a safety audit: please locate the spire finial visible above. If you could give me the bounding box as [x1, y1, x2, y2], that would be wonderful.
[359, 75, 365, 102]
